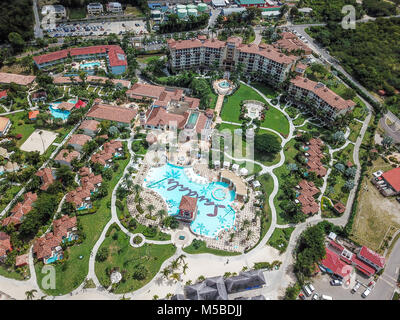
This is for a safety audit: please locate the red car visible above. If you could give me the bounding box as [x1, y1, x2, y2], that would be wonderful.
[299, 293, 306, 300]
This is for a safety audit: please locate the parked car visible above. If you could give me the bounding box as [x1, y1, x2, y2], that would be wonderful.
[362, 287, 371, 298]
[308, 283, 315, 292]
[320, 294, 333, 300]
[299, 292, 306, 300]
[352, 282, 361, 293]
[330, 279, 343, 286]
[312, 293, 319, 300]
[303, 285, 312, 297]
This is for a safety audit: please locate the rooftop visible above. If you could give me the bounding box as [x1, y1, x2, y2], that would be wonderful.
[87, 104, 137, 124]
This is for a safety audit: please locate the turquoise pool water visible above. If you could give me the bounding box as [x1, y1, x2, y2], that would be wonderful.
[218, 80, 230, 88]
[145, 163, 236, 239]
[49, 99, 77, 120]
[187, 112, 199, 127]
[80, 62, 101, 69]
[46, 253, 63, 264]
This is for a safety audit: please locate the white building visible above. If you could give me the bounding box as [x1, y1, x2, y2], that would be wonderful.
[167, 35, 298, 87]
[41, 5, 67, 20]
[87, 2, 104, 15]
[106, 2, 123, 13]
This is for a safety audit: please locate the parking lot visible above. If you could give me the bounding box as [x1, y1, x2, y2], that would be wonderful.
[302, 272, 375, 300]
[45, 20, 148, 38]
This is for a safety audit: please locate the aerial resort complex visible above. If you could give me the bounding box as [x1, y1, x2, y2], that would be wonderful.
[0, 0, 399, 306]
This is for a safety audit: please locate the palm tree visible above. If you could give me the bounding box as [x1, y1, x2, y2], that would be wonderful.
[133, 184, 142, 195]
[242, 219, 250, 229]
[120, 295, 131, 300]
[166, 293, 173, 300]
[170, 272, 181, 282]
[185, 280, 192, 286]
[137, 197, 143, 206]
[161, 267, 171, 279]
[170, 259, 179, 271]
[156, 209, 167, 221]
[182, 263, 189, 275]
[25, 290, 37, 300]
[152, 295, 159, 300]
[177, 254, 186, 264]
[146, 204, 155, 217]
[246, 229, 253, 240]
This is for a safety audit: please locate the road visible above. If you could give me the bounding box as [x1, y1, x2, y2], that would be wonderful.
[32, 0, 43, 39]
[370, 233, 400, 300]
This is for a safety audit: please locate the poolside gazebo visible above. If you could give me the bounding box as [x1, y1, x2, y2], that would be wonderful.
[177, 196, 198, 222]
[220, 170, 247, 202]
[232, 163, 240, 174]
[223, 161, 231, 169]
[239, 168, 248, 176]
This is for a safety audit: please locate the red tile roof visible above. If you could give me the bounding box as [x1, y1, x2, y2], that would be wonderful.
[66, 186, 91, 207]
[53, 215, 77, 239]
[0, 232, 12, 257]
[351, 255, 376, 276]
[15, 254, 28, 267]
[87, 104, 137, 124]
[359, 246, 385, 269]
[53, 75, 131, 88]
[79, 167, 91, 177]
[0, 73, 36, 86]
[290, 76, 356, 111]
[68, 134, 92, 147]
[2, 192, 37, 227]
[321, 248, 353, 278]
[35, 168, 55, 191]
[28, 110, 39, 119]
[79, 119, 100, 132]
[33, 45, 127, 67]
[333, 201, 346, 214]
[33, 232, 61, 260]
[179, 196, 198, 212]
[0, 90, 7, 99]
[55, 149, 80, 164]
[382, 167, 400, 193]
[126, 82, 166, 99]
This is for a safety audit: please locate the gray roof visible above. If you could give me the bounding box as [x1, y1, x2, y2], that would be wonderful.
[212, 0, 227, 6]
[224, 270, 266, 294]
[171, 294, 185, 300]
[221, 8, 246, 15]
[184, 276, 228, 300]
[235, 295, 266, 300]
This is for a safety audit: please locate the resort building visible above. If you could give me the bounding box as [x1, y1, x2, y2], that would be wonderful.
[183, 270, 266, 300]
[0, 73, 36, 86]
[167, 35, 297, 86]
[357, 246, 385, 273]
[33, 45, 128, 75]
[0, 232, 12, 262]
[288, 76, 356, 122]
[377, 167, 400, 196]
[36, 168, 55, 191]
[33, 215, 78, 264]
[2, 192, 38, 227]
[91, 140, 123, 166]
[31, 90, 47, 102]
[303, 138, 327, 177]
[41, 5, 67, 19]
[67, 134, 92, 152]
[106, 2, 123, 13]
[86, 103, 137, 126]
[127, 83, 212, 139]
[66, 171, 102, 210]
[219, 170, 247, 202]
[87, 2, 104, 14]
[296, 179, 319, 215]
[320, 247, 353, 282]
[53, 75, 131, 88]
[274, 32, 312, 56]
[54, 149, 81, 168]
[79, 120, 100, 137]
[178, 196, 198, 222]
[234, 0, 268, 7]
[79, 166, 92, 177]
[0, 90, 7, 100]
[0, 117, 11, 136]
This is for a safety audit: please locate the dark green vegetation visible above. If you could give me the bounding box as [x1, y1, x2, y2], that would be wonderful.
[183, 239, 241, 256]
[0, 0, 33, 43]
[95, 225, 176, 293]
[158, 13, 209, 34]
[363, 0, 399, 17]
[268, 227, 295, 253]
[308, 18, 400, 100]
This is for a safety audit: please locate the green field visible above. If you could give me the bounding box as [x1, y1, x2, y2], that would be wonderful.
[7, 111, 36, 147]
[267, 227, 295, 253]
[95, 227, 176, 294]
[35, 155, 131, 295]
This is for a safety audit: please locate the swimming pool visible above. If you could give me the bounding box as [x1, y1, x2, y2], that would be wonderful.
[218, 80, 230, 89]
[80, 62, 101, 69]
[186, 112, 199, 128]
[145, 163, 236, 239]
[49, 99, 77, 120]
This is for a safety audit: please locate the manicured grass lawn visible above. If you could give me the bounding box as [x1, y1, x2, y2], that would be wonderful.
[260, 107, 289, 136]
[251, 82, 279, 99]
[0, 264, 27, 280]
[95, 227, 176, 293]
[35, 154, 131, 295]
[68, 7, 86, 20]
[348, 121, 362, 143]
[267, 227, 294, 253]
[7, 111, 36, 147]
[125, 5, 145, 16]
[183, 240, 241, 256]
[137, 54, 164, 64]
[333, 143, 354, 163]
[220, 83, 289, 135]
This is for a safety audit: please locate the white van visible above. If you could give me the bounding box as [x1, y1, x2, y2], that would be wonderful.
[303, 285, 312, 297]
[362, 288, 371, 298]
[308, 283, 315, 292]
[320, 294, 333, 300]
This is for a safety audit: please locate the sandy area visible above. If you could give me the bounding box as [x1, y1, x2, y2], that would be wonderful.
[20, 129, 58, 154]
